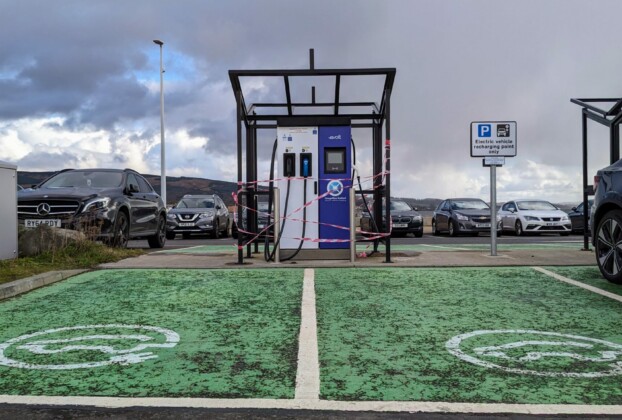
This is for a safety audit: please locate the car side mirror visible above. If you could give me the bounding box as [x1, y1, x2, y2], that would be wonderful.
[216, 205, 222, 210]
[128, 183, 140, 193]
[572, 207, 577, 211]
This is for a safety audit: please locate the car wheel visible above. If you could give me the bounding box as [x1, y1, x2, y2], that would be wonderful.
[213, 219, 220, 239]
[147, 214, 166, 249]
[166, 232, 176, 240]
[432, 219, 439, 236]
[448, 219, 458, 237]
[109, 211, 129, 248]
[595, 210, 622, 284]
[415, 231, 423, 238]
[515, 220, 524, 236]
[225, 219, 231, 238]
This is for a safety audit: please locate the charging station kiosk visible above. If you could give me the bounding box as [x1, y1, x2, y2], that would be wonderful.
[230, 50, 395, 264]
[276, 125, 352, 259]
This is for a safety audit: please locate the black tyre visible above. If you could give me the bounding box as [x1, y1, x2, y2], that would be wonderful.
[148, 215, 166, 249]
[415, 231, 423, 238]
[595, 210, 622, 284]
[515, 220, 524, 236]
[223, 219, 230, 238]
[166, 231, 176, 240]
[448, 219, 458, 237]
[109, 211, 129, 248]
[213, 219, 220, 239]
[432, 219, 439, 236]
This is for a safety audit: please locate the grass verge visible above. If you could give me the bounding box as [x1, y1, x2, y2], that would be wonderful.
[0, 242, 143, 285]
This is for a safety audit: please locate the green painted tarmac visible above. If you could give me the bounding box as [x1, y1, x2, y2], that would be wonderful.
[0, 266, 620, 404]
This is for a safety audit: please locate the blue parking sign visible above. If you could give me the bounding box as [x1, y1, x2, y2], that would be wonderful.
[478, 124, 492, 137]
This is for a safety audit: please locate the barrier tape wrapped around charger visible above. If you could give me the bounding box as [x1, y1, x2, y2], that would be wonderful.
[232, 153, 392, 250]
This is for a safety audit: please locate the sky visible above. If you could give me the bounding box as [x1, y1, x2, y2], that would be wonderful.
[1, 0, 621, 203]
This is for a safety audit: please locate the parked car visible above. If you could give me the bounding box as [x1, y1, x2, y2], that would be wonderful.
[591, 160, 622, 283]
[232, 201, 272, 240]
[166, 194, 230, 239]
[432, 198, 501, 237]
[568, 199, 593, 234]
[498, 200, 571, 236]
[360, 200, 424, 238]
[17, 168, 167, 248]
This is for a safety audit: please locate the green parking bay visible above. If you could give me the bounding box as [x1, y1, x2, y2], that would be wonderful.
[1, 266, 622, 404]
[0, 269, 302, 398]
[316, 267, 622, 404]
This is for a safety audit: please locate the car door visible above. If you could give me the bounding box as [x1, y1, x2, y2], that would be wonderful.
[125, 173, 152, 235]
[137, 174, 161, 234]
[436, 200, 450, 231]
[502, 201, 518, 230]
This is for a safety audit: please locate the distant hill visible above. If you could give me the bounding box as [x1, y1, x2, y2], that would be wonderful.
[17, 171, 239, 207]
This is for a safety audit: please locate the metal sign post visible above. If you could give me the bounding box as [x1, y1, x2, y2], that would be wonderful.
[471, 122, 517, 257]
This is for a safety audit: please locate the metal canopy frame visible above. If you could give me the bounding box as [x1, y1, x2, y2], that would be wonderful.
[571, 97, 622, 249]
[229, 54, 396, 264]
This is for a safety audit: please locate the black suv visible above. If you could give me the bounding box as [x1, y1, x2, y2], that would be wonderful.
[17, 168, 167, 248]
[166, 194, 230, 239]
[591, 159, 622, 284]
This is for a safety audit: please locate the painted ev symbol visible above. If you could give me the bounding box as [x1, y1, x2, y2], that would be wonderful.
[446, 330, 622, 378]
[327, 180, 343, 197]
[0, 324, 180, 370]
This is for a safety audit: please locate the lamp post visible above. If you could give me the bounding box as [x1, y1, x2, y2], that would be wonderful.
[153, 39, 166, 206]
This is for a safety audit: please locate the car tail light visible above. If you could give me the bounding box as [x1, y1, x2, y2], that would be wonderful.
[593, 175, 600, 193]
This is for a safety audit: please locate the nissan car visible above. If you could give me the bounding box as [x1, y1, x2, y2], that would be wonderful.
[166, 194, 230, 239]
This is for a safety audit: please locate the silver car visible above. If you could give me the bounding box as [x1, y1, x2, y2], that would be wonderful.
[166, 194, 230, 239]
[498, 200, 571, 236]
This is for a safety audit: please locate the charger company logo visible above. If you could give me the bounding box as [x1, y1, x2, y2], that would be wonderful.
[327, 180, 344, 197]
[328, 134, 342, 140]
[446, 330, 622, 378]
[0, 324, 180, 370]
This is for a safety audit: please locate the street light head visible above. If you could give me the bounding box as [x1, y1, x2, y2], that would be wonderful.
[153, 39, 163, 46]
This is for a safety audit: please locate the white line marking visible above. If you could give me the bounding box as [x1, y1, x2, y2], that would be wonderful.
[533, 267, 622, 304]
[419, 244, 472, 251]
[1, 395, 622, 415]
[295, 268, 320, 400]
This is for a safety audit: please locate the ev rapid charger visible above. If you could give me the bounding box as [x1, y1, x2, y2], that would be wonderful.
[276, 125, 351, 259]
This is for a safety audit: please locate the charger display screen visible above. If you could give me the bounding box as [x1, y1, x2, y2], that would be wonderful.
[324, 148, 346, 174]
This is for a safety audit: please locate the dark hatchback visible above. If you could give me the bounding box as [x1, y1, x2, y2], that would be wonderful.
[17, 168, 167, 248]
[232, 201, 272, 240]
[591, 159, 622, 283]
[360, 200, 424, 238]
[432, 197, 501, 237]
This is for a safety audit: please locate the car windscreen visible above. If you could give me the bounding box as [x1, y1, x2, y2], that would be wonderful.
[517, 201, 557, 211]
[451, 200, 489, 210]
[177, 198, 215, 209]
[390, 201, 412, 212]
[41, 171, 124, 189]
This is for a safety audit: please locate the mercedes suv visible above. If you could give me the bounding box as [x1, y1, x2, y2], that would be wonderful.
[17, 168, 167, 248]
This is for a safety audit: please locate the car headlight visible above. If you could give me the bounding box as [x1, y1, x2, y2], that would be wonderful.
[414, 215, 423, 221]
[561, 215, 569, 222]
[496, 215, 502, 222]
[82, 197, 110, 212]
[198, 212, 214, 220]
[454, 213, 469, 221]
[166, 213, 175, 220]
[524, 216, 539, 221]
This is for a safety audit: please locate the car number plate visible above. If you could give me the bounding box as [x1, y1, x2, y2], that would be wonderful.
[476, 223, 491, 228]
[25, 219, 61, 228]
[179, 222, 194, 227]
[393, 223, 408, 228]
[545, 222, 558, 226]
[258, 224, 265, 229]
